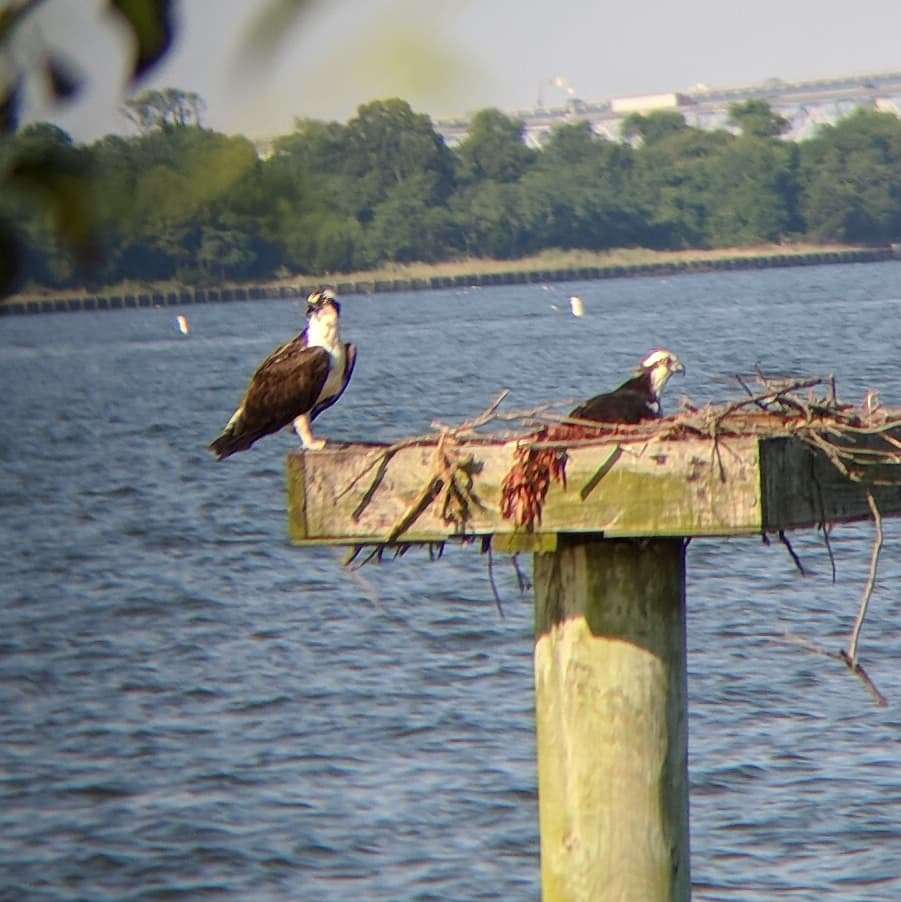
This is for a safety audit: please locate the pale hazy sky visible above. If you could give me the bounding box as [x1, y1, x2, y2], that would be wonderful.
[22, 0, 901, 141]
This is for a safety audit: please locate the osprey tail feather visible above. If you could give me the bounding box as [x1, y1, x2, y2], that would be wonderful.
[209, 412, 265, 460]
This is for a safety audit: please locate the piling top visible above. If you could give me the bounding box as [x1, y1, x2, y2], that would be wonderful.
[286, 404, 901, 550]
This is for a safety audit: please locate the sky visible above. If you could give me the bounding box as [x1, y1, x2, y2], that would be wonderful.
[20, 0, 901, 141]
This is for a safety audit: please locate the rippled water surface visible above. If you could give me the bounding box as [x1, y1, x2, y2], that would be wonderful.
[2, 262, 901, 901]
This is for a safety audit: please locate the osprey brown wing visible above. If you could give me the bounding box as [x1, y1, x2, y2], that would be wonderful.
[242, 346, 330, 428]
[209, 339, 330, 460]
[569, 373, 658, 424]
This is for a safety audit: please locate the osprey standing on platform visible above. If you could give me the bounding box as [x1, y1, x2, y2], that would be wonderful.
[570, 349, 685, 424]
[209, 288, 356, 459]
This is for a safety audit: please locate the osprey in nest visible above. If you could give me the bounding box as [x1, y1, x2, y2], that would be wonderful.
[501, 349, 686, 529]
[570, 349, 685, 424]
[209, 288, 356, 459]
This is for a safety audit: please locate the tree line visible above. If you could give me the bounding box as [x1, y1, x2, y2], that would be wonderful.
[3, 90, 901, 290]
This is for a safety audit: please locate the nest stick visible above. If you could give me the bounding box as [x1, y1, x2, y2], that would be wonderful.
[486, 546, 506, 620]
[778, 530, 807, 576]
[847, 492, 883, 668]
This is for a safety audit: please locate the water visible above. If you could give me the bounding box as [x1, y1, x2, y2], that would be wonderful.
[2, 262, 901, 901]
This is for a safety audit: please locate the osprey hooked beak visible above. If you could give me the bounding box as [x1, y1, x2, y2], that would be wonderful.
[640, 349, 685, 397]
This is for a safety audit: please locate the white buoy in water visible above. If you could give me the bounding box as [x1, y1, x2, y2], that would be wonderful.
[569, 295, 585, 317]
[177, 314, 190, 335]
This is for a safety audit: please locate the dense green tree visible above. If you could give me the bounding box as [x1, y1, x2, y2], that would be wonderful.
[365, 175, 459, 263]
[455, 108, 535, 183]
[621, 110, 688, 146]
[6, 94, 901, 291]
[517, 123, 644, 252]
[728, 99, 790, 139]
[451, 181, 530, 258]
[631, 127, 730, 247]
[343, 99, 456, 217]
[705, 137, 801, 244]
[799, 110, 901, 243]
[122, 88, 206, 134]
[274, 119, 348, 168]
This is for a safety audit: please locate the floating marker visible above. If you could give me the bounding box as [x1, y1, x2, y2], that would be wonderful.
[569, 296, 585, 317]
[177, 314, 190, 335]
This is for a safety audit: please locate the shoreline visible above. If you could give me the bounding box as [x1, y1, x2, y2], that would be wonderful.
[2, 245, 897, 316]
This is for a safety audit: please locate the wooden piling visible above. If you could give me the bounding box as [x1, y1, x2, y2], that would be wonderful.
[534, 536, 689, 902]
[285, 417, 901, 899]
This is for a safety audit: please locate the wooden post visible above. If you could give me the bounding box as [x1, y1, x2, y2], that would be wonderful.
[533, 536, 689, 902]
[285, 426, 901, 900]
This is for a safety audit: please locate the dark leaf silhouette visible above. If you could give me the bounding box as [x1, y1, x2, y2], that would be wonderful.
[0, 79, 20, 135]
[45, 53, 82, 101]
[108, 0, 174, 82]
[242, 0, 321, 65]
[8, 152, 99, 265]
[0, 222, 23, 297]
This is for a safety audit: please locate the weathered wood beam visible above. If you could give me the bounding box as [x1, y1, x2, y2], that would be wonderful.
[286, 431, 901, 547]
[534, 536, 689, 901]
[760, 435, 901, 528]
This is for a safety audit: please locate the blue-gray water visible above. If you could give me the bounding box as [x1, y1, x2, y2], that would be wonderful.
[2, 262, 901, 901]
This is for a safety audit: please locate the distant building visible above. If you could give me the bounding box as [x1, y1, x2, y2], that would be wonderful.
[248, 70, 901, 157]
[610, 92, 692, 115]
[436, 69, 901, 147]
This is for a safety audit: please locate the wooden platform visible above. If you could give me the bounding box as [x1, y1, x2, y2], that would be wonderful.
[287, 430, 901, 549]
[284, 409, 901, 901]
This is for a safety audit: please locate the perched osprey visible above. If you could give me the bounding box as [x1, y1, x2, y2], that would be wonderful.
[209, 288, 356, 459]
[570, 349, 685, 424]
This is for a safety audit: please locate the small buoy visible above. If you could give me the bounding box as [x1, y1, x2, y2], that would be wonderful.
[176, 314, 190, 335]
[550, 303, 560, 312]
[569, 296, 585, 317]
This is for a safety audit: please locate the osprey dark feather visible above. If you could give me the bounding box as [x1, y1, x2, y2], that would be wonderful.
[570, 349, 685, 424]
[209, 288, 356, 459]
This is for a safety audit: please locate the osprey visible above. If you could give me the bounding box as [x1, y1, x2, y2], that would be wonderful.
[209, 288, 356, 459]
[570, 349, 685, 424]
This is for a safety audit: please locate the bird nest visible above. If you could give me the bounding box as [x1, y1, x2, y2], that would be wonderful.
[341, 375, 901, 537]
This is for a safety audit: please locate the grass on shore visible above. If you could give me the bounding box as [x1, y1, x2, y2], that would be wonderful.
[7, 242, 864, 301]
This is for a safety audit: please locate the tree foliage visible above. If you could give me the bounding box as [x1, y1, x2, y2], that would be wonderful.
[621, 110, 688, 146]
[456, 108, 535, 183]
[798, 110, 901, 243]
[122, 88, 206, 133]
[728, 99, 790, 139]
[4, 94, 901, 291]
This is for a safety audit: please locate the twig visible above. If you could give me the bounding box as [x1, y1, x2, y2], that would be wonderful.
[385, 474, 444, 544]
[820, 521, 837, 584]
[809, 455, 837, 583]
[839, 651, 888, 706]
[431, 389, 511, 433]
[338, 436, 431, 500]
[714, 378, 824, 425]
[351, 449, 397, 521]
[778, 530, 807, 576]
[847, 492, 883, 668]
[511, 554, 532, 593]
[735, 373, 766, 407]
[769, 633, 888, 707]
[486, 545, 506, 620]
[770, 632, 839, 659]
